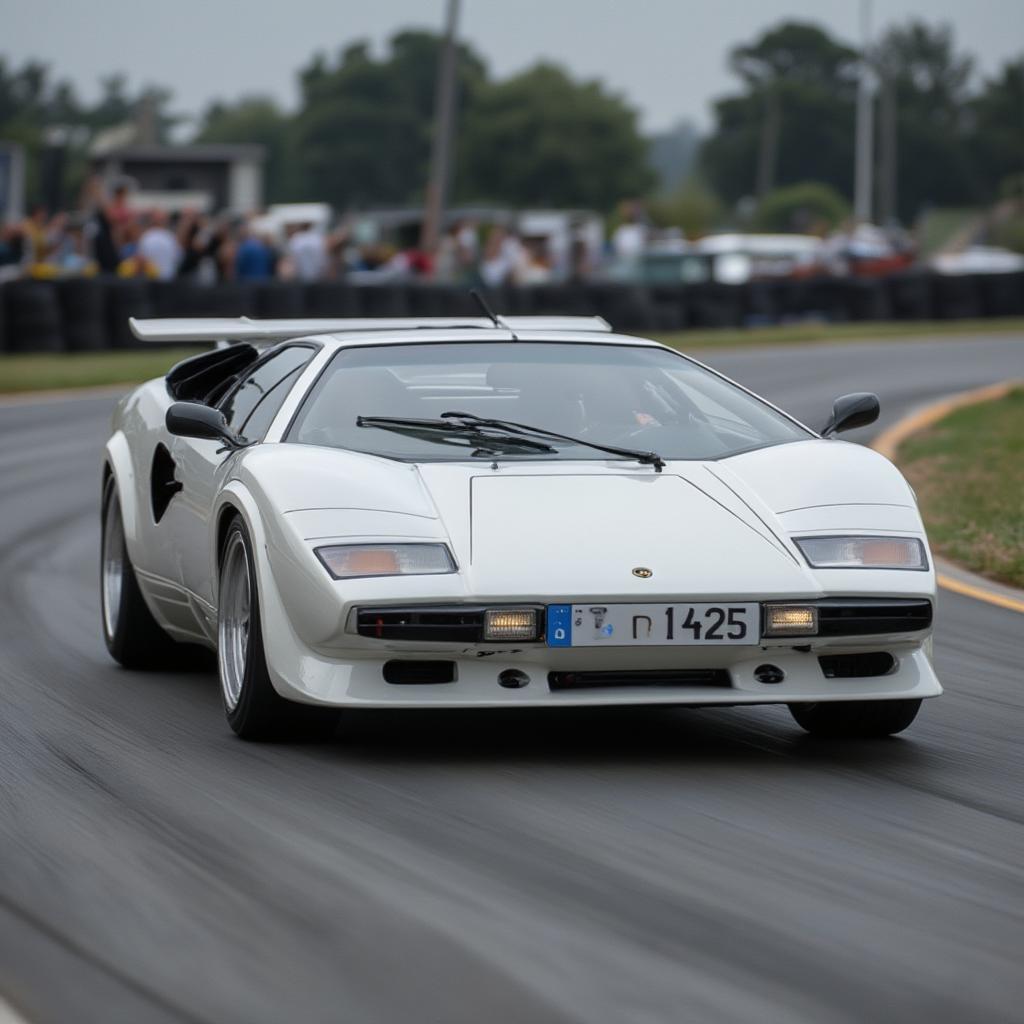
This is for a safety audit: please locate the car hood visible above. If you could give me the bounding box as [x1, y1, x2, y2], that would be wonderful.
[449, 469, 814, 599]
[244, 440, 924, 601]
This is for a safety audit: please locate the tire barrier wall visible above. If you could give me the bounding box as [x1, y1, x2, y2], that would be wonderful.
[1, 272, 1023, 353]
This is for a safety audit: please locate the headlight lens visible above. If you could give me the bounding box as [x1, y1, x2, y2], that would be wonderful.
[315, 543, 456, 580]
[795, 535, 928, 570]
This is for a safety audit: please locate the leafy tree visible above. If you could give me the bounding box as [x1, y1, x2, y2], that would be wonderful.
[647, 177, 723, 236]
[291, 32, 486, 207]
[0, 59, 85, 206]
[753, 181, 849, 233]
[700, 22, 858, 204]
[458, 62, 654, 209]
[196, 96, 298, 202]
[970, 57, 1024, 201]
[873, 21, 977, 220]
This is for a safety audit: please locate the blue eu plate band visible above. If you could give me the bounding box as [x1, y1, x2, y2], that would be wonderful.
[547, 604, 572, 647]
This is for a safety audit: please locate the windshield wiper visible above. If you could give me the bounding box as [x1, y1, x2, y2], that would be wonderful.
[355, 416, 558, 457]
[437, 411, 667, 472]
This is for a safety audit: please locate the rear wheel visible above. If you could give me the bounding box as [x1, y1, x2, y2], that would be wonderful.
[218, 516, 341, 741]
[101, 475, 179, 668]
[788, 699, 922, 738]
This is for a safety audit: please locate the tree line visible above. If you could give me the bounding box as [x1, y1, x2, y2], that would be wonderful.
[1, 20, 1020, 228]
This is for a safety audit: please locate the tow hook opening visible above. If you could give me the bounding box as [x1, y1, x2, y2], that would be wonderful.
[498, 669, 531, 689]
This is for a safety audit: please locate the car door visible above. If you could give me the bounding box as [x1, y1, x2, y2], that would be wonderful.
[166, 344, 317, 633]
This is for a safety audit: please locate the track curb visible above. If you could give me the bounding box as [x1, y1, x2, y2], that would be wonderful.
[872, 379, 1024, 615]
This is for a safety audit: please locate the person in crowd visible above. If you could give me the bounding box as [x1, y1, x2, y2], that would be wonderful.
[106, 183, 134, 247]
[175, 209, 235, 283]
[53, 217, 97, 276]
[479, 225, 524, 287]
[515, 236, 553, 284]
[21, 205, 51, 266]
[324, 218, 352, 279]
[175, 209, 207, 279]
[80, 177, 121, 274]
[568, 233, 591, 283]
[434, 219, 479, 283]
[215, 218, 239, 281]
[117, 219, 157, 278]
[286, 221, 327, 281]
[137, 209, 181, 280]
[234, 220, 275, 281]
[611, 199, 648, 262]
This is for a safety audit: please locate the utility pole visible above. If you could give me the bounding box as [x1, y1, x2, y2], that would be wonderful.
[755, 86, 781, 199]
[878, 73, 898, 225]
[421, 0, 460, 254]
[853, 0, 875, 223]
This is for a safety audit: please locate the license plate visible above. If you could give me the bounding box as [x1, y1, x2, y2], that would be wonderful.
[546, 603, 759, 647]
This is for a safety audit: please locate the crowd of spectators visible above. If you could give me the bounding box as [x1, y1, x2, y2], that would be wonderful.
[0, 178, 598, 288]
[0, 179, 349, 284]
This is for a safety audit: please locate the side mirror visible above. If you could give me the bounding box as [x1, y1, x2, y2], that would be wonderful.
[166, 402, 247, 450]
[820, 392, 880, 437]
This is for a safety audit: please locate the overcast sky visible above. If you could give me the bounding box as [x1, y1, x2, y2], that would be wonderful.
[3, 0, 1022, 133]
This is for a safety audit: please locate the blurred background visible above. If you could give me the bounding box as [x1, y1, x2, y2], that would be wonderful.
[0, 0, 1022, 337]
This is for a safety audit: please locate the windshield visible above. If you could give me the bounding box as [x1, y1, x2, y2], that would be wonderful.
[286, 342, 812, 462]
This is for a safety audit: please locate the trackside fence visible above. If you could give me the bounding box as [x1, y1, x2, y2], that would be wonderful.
[1, 273, 1023, 353]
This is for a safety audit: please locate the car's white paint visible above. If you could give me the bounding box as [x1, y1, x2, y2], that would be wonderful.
[128, 315, 613, 344]
[105, 321, 941, 708]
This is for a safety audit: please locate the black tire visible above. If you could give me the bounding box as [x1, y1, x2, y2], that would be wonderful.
[58, 278, 107, 351]
[788, 699, 922, 738]
[5, 280, 64, 352]
[218, 516, 341, 741]
[101, 475, 180, 668]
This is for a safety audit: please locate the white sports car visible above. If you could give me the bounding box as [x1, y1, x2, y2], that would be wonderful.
[101, 314, 940, 740]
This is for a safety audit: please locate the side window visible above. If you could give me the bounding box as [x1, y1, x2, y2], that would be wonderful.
[220, 347, 315, 439]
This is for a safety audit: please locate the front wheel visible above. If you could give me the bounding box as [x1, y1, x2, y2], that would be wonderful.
[218, 516, 341, 741]
[788, 699, 922, 738]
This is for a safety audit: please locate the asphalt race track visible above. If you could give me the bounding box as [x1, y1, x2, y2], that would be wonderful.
[1, 334, 1023, 1024]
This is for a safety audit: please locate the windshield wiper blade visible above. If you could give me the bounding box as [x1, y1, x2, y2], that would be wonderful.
[439, 411, 667, 472]
[356, 415, 558, 455]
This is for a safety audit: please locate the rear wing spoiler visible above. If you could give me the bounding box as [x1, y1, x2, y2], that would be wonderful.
[129, 315, 612, 345]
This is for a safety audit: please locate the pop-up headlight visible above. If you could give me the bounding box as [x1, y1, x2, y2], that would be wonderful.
[795, 536, 927, 571]
[315, 543, 456, 580]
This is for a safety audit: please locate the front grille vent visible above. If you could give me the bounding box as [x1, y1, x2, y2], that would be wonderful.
[548, 669, 730, 691]
[816, 599, 932, 636]
[357, 606, 544, 643]
[818, 652, 896, 678]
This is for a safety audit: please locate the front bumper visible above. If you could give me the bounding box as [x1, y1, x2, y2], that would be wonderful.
[257, 542, 940, 707]
[263, 634, 941, 709]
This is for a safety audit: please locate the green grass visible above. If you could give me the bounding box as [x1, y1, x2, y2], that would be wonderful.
[0, 347, 203, 394]
[653, 317, 1024, 351]
[2, 316, 1024, 394]
[899, 389, 1024, 588]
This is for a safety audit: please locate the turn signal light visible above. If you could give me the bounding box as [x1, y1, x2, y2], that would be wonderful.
[764, 604, 819, 637]
[483, 608, 539, 641]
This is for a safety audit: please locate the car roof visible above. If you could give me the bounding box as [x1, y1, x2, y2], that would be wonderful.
[312, 328, 660, 350]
